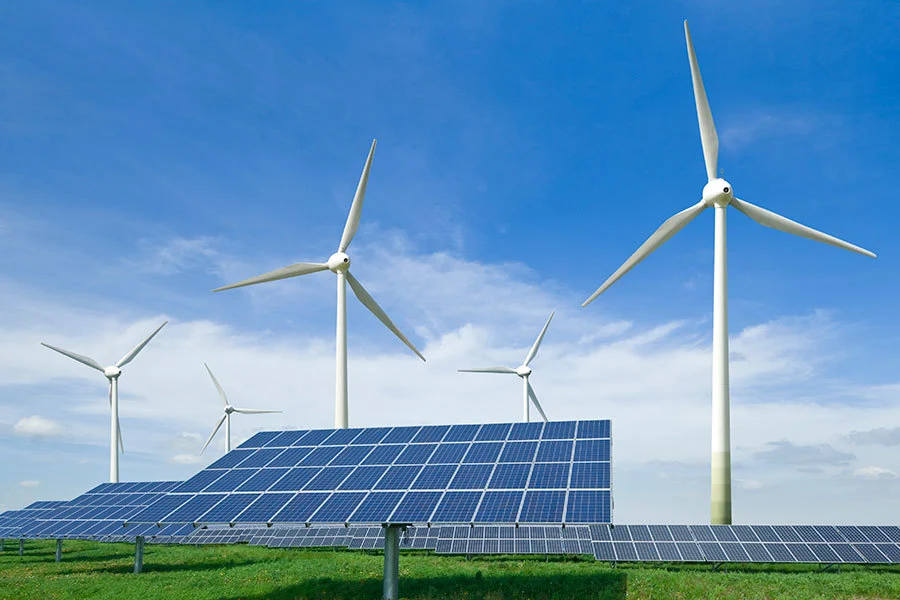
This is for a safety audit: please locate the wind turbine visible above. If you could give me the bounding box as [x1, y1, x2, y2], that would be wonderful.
[213, 140, 425, 429]
[200, 363, 281, 454]
[459, 312, 554, 422]
[582, 21, 875, 525]
[41, 321, 168, 483]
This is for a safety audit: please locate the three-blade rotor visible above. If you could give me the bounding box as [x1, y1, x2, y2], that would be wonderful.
[201, 363, 281, 455]
[459, 312, 554, 422]
[582, 20, 875, 308]
[212, 139, 425, 362]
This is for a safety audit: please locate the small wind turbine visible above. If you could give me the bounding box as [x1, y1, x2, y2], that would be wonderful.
[200, 363, 281, 454]
[41, 321, 168, 483]
[213, 140, 425, 429]
[459, 312, 554, 422]
[582, 21, 875, 525]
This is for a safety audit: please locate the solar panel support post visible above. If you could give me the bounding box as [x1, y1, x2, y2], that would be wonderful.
[134, 536, 145, 574]
[1, 538, 4, 552]
[382, 525, 404, 600]
[55, 539, 63, 562]
[19, 539, 24, 556]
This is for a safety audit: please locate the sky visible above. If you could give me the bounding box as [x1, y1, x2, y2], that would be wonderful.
[1, 1, 898, 524]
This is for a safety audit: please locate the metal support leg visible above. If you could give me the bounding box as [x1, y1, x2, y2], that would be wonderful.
[383, 526, 400, 600]
[56, 539, 63, 562]
[19, 540, 24, 556]
[134, 536, 145, 574]
[1, 538, 5, 552]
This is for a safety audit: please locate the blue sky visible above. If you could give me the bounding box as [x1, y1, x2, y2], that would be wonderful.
[1, 1, 898, 523]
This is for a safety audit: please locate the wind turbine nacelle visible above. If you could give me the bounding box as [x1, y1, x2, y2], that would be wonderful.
[514, 366, 533, 377]
[104, 366, 121, 378]
[328, 252, 351, 273]
[702, 178, 734, 208]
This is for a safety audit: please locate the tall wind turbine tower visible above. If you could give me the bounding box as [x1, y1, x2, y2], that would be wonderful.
[200, 363, 282, 454]
[41, 321, 168, 483]
[214, 140, 425, 429]
[582, 22, 875, 525]
[459, 312, 554, 422]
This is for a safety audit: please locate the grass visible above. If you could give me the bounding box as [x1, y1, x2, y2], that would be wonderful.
[0, 539, 898, 599]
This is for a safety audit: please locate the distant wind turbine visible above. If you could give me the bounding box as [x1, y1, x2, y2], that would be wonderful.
[459, 312, 554, 422]
[41, 321, 168, 483]
[200, 363, 281, 454]
[213, 140, 425, 429]
[582, 21, 875, 525]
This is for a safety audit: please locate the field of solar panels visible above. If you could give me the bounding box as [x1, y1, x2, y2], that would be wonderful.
[2, 538, 899, 600]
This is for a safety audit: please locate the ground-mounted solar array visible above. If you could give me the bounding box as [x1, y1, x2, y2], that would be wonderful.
[589, 524, 900, 564]
[0, 502, 70, 538]
[14, 482, 185, 541]
[125, 420, 613, 527]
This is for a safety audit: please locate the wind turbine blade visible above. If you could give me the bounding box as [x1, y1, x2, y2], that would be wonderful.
[116, 321, 168, 368]
[200, 414, 227, 455]
[524, 311, 554, 366]
[684, 20, 719, 182]
[457, 367, 517, 374]
[345, 271, 426, 361]
[339, 140, 377, 252]
[730, 198, 876, 258]
[117, 418, 125, 455]
[582, 200, 708, 306]
[212, 262, 329, 292]
[204, 363, 229, 406]
[527, 381, 548, 423]
[40, 343, 104, 373]
[232, 408, 282, 414]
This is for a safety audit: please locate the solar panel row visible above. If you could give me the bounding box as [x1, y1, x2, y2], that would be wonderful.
[589, 525, 900, 564]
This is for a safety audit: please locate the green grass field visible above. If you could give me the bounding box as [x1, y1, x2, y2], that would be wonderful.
[1, 539, 898, 600]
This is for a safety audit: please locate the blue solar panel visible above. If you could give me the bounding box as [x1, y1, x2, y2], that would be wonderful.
[535, 440, 573, 462]
[239, 431, 281, 448]
[305, 467, 354, 490]
[310, 492, 366, 522]
[569, 463, 610, 489]
[450, 464, 494, 489]
[508, 422, 543, 440]
[272, 493, 329, 522]
[444, 424, 480, 442]
[566, 491, 610, 523]
[339, 466, 388, 490]
[519, 491, 565, 523]
[383, 427, 420, 444]
[323, 429, 363, 446]
[431, 491, 481, 522]
[475, 423, 511, 441]
[542, 421, 576, 440]
[374, 466, 422, 490]
[264, 430, 308, 447]
[573, 439, 611, 462]
[362, 444, 405, 465]
[463, 443, 503, 464]
[488, 463, 531, 489]
[576, 420, 610, 439]
[205, 469, 259, 492]
[237, 468, 290, 492]
[475, 491, 522, 522]
[269, 467, 321, 491]
[330, 445, 375, 466]
[349, 427, 391, 445]
[350, 492, 404, 522]
[412, 425, 450, 443]
[199, 494, 260, 523]
[389, 492, 442, 522]
[528, 463, 569, 488]
[411, 465, 457, 490]
[208, 450, 254, 469]
[234, 493, 295, 523]
[300, 446, 342, 466]
[395, 444, 437, 464]
[164, 494, 226, 523]
[498, 441, 538, 463]
[428, 443, 469, 464]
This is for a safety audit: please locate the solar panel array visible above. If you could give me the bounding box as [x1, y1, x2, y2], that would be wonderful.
[0, 502, 69, 537]
[16, 482, 182, 541]
[434, 524, 593, 555]
[589, 524, 900, 564]
[126, 421, 613, 527]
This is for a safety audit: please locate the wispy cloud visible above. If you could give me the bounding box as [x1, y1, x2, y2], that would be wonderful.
[853, 466, 897, 480]
[846, 426, 900, 447]
[721, 112, 820, 151]
[19, 480, 40, 488]
[753, 440, 855, 466]
[14, 415, 64, 438]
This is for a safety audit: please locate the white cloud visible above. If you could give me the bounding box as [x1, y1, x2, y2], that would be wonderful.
[853, 466, 897, 480]
[720, 112, 820, 151]
[19, 480, 40, 488]
[736, 478, 763, 491]
[170, 454, 205, 465]
[13, 415, 64, 438]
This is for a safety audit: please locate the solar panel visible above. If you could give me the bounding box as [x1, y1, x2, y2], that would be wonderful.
[127, 420, 612, 527]
[582, 525, 900, 565]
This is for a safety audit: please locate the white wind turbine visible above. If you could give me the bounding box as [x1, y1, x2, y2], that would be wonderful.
[459, 312, 554, 422]
[41, 321, 168, 483]
[582, 21, 875, 525]
[200, 363, 281, 454]
[213, 140, 425, 429]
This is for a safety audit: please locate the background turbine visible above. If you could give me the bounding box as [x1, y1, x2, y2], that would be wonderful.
[459, 312, 554, 422]
[582, 21, 875, 525]
[213, 140, 425, 429]
[41, 321, 167, 483]
[200, 363, 281, 454]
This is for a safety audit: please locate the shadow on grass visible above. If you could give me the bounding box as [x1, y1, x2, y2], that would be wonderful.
[217, 571, 628, 600]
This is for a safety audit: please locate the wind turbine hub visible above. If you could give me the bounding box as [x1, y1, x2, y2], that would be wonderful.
[514, 365, 533, 377]
[702, 178, 734, 208]
[104, 366, 121, 378]
[225, 406, 235, 414]
[328, 252, 351, 273]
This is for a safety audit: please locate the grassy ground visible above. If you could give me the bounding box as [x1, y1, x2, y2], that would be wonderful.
[1, 539, 898, 600]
